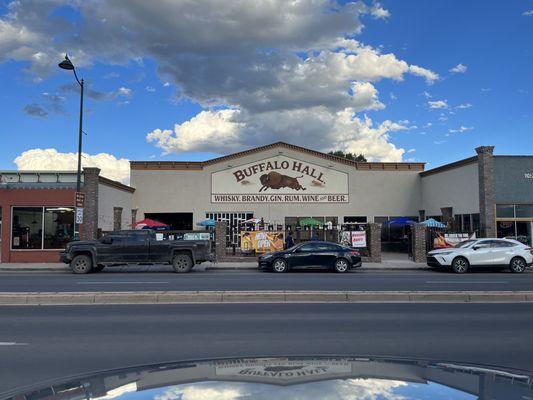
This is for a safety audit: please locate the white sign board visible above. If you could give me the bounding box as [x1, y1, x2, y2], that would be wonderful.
[184, 232, 211, 241]
[211, 155, 349, 203]
[75, 208, 84, 224]
[351, 231, 367, 248]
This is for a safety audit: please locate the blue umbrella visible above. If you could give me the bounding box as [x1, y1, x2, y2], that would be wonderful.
[197, 219, 216, 227]
[421, 218, 446, 228]
[384, 217, 416, 226]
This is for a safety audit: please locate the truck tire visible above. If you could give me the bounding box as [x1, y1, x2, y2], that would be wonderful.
[71, 255, 93, 274]
[173, 253, 193, 273]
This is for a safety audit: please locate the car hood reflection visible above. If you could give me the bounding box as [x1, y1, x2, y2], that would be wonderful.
[3, 356, 533, 400]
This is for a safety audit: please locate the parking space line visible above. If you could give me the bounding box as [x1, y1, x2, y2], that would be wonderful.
[77, 281, 170, 285]
[425, 281, 508, 284]
[0, 342, 28, 346]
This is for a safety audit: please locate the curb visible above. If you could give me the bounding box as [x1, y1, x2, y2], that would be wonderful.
[0, 266, 432, 273]
[1, 291, 532, 305]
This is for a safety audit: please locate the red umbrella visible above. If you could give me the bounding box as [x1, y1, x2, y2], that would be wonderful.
[133, 218, 169, 229]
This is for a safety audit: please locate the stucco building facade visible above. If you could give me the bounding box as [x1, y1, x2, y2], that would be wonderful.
[131, 142, 533, 247]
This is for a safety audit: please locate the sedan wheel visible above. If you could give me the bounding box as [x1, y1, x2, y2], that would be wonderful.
[510, 257, 526, 273]
[272, 258, 288, 273]
[334, 258, 349, 273]
[452, 257, 469, 274]
[71, 255, 92, 274]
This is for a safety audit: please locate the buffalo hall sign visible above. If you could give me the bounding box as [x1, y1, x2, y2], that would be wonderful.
[211, 156, 349, 203]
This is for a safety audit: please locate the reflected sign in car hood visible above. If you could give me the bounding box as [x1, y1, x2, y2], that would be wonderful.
[3, 356, 533, 400]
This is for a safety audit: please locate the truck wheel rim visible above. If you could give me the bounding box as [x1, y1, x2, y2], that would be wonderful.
[274, 260, 285, 272]
[175, 257, 189, 270]
[512, 259, 524, 272]
[74, 259, 88, 272]
[336, 260, 348, 272]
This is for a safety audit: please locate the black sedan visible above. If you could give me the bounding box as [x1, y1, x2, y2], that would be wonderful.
[258, 241, 362, 273]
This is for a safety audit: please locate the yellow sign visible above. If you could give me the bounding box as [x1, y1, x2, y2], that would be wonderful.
[241, 231, 284, 253]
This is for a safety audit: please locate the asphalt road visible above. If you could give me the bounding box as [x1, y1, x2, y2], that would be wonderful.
[1, 303, 533, 395]
[1, 268, 533, 292]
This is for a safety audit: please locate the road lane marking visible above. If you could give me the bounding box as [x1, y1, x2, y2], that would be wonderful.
[426, 281, 508, 284]
[0, 342, 28, 346]
[77, 281, 170, 284]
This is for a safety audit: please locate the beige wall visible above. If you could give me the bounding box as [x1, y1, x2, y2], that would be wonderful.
[421, 162, 479, 216]
[131, 147, 422, 226]
[98, 183, 133, 231]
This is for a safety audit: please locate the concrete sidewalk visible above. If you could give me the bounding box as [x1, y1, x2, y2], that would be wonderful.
[0, 260, 430, 272]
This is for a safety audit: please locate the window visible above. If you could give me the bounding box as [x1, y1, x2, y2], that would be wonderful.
[516, 222, 532, 245]
[316, 243, 340, 251]
[496, 204, 515, 218]
[454, 214, 462, 230]
[497, 221, 516, 238]
[515, 204, 533, 218]
[43, 207, 74, 249]
[462, 214, 471, 232]
[11, 207, 43, 249]
[490, 240, 516, 248]
[12, 206, 74, 250]
[474, 240, 491, 249]
[471, 214, 480, 233]
[344, 216, 367, 223]
[298, 243, 318, 252]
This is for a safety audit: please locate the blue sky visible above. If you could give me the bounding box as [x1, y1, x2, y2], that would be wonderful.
[0, 0, 531, 183]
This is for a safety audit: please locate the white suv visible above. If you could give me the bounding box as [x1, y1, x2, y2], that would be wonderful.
[427, 238, 533, 273]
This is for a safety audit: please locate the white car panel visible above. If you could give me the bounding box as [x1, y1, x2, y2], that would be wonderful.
[427, 238, 533, 269]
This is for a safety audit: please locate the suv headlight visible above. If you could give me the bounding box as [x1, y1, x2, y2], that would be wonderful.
[436, 251, 453, 255]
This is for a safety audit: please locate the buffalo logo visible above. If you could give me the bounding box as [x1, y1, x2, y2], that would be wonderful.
[259, 171, 306, 192]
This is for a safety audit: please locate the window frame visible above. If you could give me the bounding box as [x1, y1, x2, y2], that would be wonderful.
[10, 205, 74, 251]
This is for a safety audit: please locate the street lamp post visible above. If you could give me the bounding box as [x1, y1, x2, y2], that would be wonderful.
[58, 54, 84, 240]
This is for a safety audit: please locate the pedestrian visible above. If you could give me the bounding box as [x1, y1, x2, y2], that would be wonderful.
[285, 232, 294, 249]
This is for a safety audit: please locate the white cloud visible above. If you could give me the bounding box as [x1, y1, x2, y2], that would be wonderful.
[449, 63, 467, 73]
[369, 2, 391, 19]
[421, 91, 432, 98]
[14, 148, 130, 184]
[145, 86, 156, 92]
[409, 65, 439, 84]
[428, 100, 448, 109]
[117, 87, 132, 97]
[163, 82, 170, 87]
[154, 378, 407, 400]
[1, 0, 439, 162]
[481, 88, 491, 92]
[147, 108, 407, 161]
[389, 92, 397, 100]
[522, 10, 533, 16]
[434, 140, 446, 145]
[407, 148, 416, 153]
[422, 122, 432, 128]
[449, 125, 473, 133]
[456, 103, 472, 109]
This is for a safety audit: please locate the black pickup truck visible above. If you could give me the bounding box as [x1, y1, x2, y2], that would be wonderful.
[60, 230, 214, 274]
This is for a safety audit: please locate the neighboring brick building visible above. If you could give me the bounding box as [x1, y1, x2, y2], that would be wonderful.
[0, 168, 134, 263]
